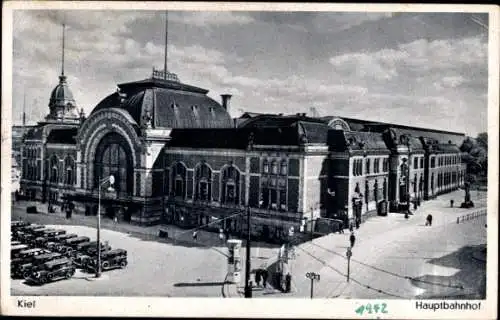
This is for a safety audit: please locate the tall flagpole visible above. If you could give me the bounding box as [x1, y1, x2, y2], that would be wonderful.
[164, 11, 168, 78]
[61, 23, 65, 76]
[22, 90, 26, 126]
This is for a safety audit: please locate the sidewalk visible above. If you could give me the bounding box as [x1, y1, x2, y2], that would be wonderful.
[12, 200, 235, 250]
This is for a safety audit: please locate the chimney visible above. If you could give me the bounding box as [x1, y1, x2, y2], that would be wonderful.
[221, 94, 232, 112]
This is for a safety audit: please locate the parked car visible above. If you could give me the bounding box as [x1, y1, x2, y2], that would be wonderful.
[85, 249, 128, 272]
[14, 252, 63, 279]
[74, 242, 112, 268]
[11, 244, 30, 259]
[58, 236, 90, 256]
[44, 229, 66, 240]
[33, 236, 50, 248]
[54, 233, 77, 243]
[11, 248, 51, 273]
[22, 224, 45, 234]
[27, 257, 76, 285]
[77, 241, 111, 255]
[11, 221, 30, 231]
[32, 228, 56, 237]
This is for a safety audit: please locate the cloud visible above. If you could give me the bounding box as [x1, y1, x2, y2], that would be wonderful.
[171, 11, 255, 27]
[10, 10, 488, 136]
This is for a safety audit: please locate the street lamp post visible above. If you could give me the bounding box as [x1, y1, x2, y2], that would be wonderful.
[244, 206, 252, 298]
[96, 175, 114, 278]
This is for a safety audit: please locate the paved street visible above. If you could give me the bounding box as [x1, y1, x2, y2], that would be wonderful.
[10, 190, 487, 298]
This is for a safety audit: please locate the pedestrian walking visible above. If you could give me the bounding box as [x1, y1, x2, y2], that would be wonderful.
[255, 270, 261, 286]
[450, 199, 454, 208]
[338, 220, 344, 234]
[262, 269, 268, 288]
[192, 231, 198, 241]
[425, 214, 433, 226]
[349, 222, 354, 233]
[349, 232, 356, 248]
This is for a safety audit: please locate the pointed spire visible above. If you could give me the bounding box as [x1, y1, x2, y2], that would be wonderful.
[22, 90, 26, 126]
[164, 10, 168, 79]
[61, 23, 65, 77]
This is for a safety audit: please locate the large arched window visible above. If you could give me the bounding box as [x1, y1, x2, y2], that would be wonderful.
[94, 132, 133, 195]
[50, 155, 59, 183]
[221, 165, 240, 205]
[171, 162, 187, 198]
[64, 156, 75, 185]
[195, 163, 212, 201]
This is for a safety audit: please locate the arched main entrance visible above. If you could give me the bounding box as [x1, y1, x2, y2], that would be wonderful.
[93, 132, 134, 221]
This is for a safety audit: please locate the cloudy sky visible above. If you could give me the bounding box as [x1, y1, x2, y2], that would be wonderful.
[12, 9, 489, 135]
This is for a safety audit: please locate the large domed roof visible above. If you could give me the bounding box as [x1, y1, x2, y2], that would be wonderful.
[92, 74, 234, 129]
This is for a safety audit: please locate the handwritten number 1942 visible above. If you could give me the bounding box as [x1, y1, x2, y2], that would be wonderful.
[355, 303, 388, 315]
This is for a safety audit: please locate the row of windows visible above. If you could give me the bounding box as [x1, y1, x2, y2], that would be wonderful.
[166, 162, 291, 211]
[353, 158, 389, 176]
[22, 160, 41, 181]
[48, 156, 75, 185]
[431, 154, 461, 168]
[168, 163, 241, 205]
[23, 147, 41, 159]
[353, 179, 388, 203]
[262, 159, 288, 176]
[438, 155, 461, 167]
[413, 156, 425, 170]
[437, 171, 464, 188]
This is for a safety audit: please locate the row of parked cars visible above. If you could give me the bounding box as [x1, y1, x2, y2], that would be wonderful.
[11, 220, 128, 285]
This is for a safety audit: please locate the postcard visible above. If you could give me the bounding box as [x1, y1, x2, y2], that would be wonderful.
[1, 2, 498, 319]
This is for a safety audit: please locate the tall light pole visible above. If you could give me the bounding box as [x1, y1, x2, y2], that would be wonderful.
[96, 175, 114, 278]
[244, 206, 252, 298]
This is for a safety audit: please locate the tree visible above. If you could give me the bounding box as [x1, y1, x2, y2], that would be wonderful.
[476, 132, 488, 150]
[460, 133, 488, 181]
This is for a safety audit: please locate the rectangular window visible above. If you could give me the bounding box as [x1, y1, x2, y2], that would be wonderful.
[279, 190, 287, 211]
[373, 159, 379, 173]
[270, 189, 278, 210]
[261, 187, 270, 208]
[366, 158, 371, 174]
[431, 157, 436, 168]
[413, 158, 418, 169]
[420, 157, 424, 169]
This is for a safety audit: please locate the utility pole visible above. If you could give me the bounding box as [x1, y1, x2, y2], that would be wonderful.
[244, 206, 252, 298]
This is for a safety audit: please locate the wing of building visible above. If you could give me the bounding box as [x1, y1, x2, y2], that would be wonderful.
[19, 71, 468, 241]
